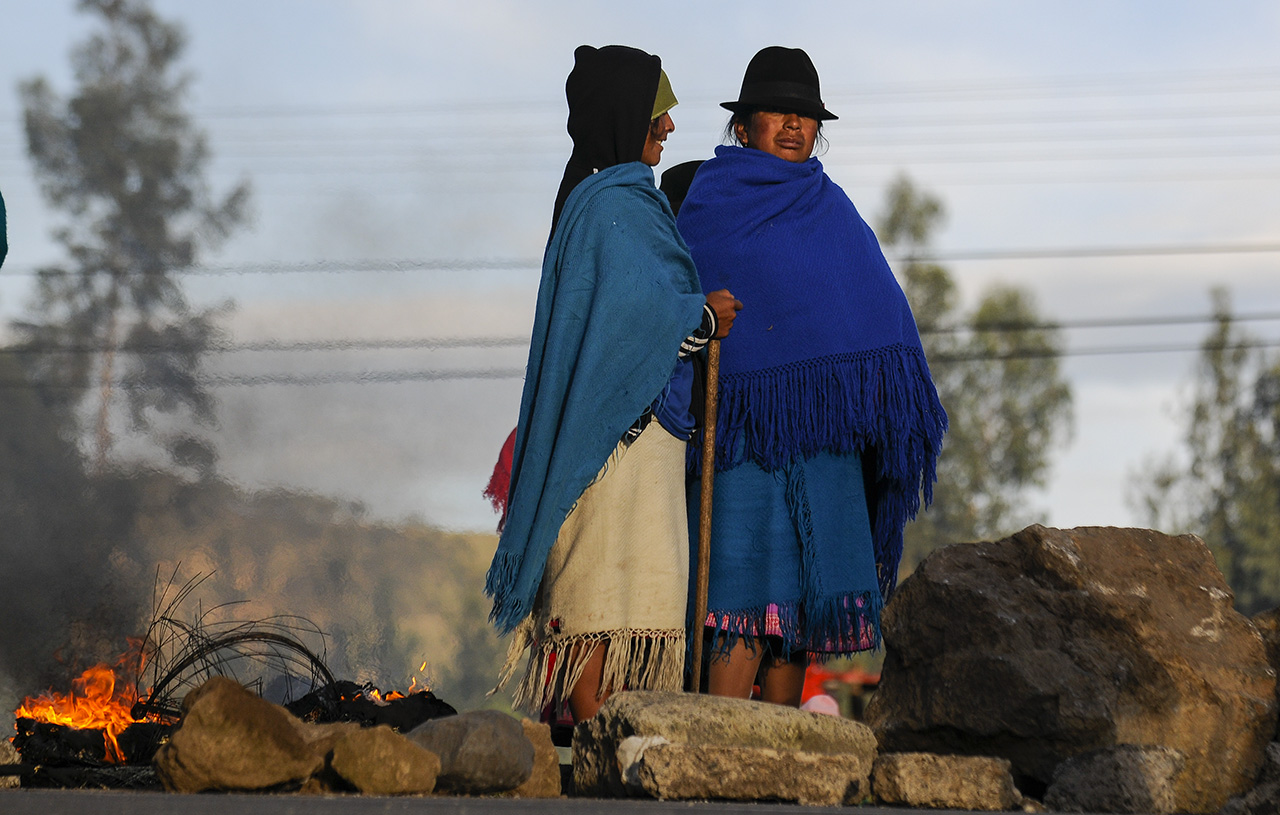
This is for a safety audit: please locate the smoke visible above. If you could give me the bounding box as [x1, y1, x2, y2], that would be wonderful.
[0, 354, 151, 714]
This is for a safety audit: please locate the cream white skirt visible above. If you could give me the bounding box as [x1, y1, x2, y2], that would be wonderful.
[499, 423, 689, 714]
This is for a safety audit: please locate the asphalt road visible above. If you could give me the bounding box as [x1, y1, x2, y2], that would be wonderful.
[0, 789, 1016, 815]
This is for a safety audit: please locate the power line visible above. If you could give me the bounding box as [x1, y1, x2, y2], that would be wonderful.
[929, 310, 1280, 334]
[0, 367, 525, 389]
[0, 335, 530, 356]
[0, 258, 541, 277]
[932, 338, 1280, 364]
[5, 311, 1280, 358]
[10, 117, 1280, 157]
[833, 104, 1280, 130]
[199, 368, 526, 387]
[5, 102, 1263, 146]
[5, 64, 1277, 126]
[903, 242, 1280, 262]
[3, 337, 1279, 390]
[6, 167, 1280, 200]
[11, 139, 1280, 174]
[821, 66, 1280, 102]
[4, 241, 1280, 279]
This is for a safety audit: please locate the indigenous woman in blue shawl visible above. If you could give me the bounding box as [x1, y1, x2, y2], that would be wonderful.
[677, 47, 946, 705]
[484, 45, 741, 723]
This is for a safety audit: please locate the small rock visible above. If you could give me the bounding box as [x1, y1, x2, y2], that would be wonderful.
[873, 752, 1022, 811]
[503, 719, 561, 798]
[153, 676, 324, 792]
[1044, 744, 1184, 814]
[407, 709, 533, 794]
[1, 736, 21, 789]
[329, 724, 439, 795]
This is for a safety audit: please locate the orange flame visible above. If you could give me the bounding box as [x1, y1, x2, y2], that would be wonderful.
[356, 662, 430, 705]
[12, 639, 150, 764]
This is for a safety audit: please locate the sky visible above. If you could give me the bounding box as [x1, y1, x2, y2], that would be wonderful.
[2, 0, 1279, 535]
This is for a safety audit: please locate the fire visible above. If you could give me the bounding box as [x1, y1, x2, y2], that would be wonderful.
[358, 661, 430, 705]
[12, 639, 150, 764]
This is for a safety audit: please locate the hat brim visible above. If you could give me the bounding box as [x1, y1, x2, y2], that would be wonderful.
[720, 98, 838, 121]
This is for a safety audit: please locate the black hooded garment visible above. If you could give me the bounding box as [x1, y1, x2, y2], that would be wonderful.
[0, 187, 7, 268]
[550, 45, 661, 237]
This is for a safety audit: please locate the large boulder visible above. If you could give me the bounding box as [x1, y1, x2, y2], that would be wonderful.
[865, 525, 1277, 814]
[574, 690, 876, 805]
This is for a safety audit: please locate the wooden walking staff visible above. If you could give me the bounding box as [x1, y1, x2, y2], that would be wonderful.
[690, 339, 720, 693]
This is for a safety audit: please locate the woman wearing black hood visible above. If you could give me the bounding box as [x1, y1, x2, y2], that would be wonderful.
[485, 45, 740, 722]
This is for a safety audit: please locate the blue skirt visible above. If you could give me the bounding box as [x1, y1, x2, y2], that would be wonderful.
[688, 449, 882, 658]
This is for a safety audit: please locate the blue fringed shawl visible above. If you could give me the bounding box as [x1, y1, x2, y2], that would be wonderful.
[485, 162, 706, 634]
[678, 145, 947, 598]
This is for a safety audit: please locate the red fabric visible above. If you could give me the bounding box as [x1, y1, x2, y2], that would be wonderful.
[802, 664, 881, 703]
[483, 427, 517, 533]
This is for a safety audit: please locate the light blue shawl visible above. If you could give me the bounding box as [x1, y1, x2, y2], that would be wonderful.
[485, 162, 706, 634]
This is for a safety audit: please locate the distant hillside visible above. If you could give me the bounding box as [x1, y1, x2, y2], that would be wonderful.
[102, 471, 509, 712]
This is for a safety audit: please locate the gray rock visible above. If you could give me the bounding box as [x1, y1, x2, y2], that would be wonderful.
[153, 676, 325, 792]
[873, 752, 1022, 811]
[406, 709, 533, 794]
[866, 525, 1277, 814]
[1, 736, 20, 789]
[501, 719, 561, 798]
[1221, 741, 1280, 815]
[329, 724, 439, 795]
[627, 739, 870, 806]
[1044, 744, 1184, 814]
[1258, 741, 1280, 785]
[573, 690, 876, 802]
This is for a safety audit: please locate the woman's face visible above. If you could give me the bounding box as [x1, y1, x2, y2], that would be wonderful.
[641, 112, 675, 166]
[736, 110, 818, 163]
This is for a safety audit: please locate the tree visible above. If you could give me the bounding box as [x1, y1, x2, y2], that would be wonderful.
[16, 0, 248, 473]
[876, 175, 1073, 569]
[1130, 289, 1280, 613]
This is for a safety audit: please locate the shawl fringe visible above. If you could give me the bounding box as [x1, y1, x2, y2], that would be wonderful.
[689, 346, 946, 598]
[703, 589, 884, 661]
[502, 627, 686, 715]
[484, 550, 528, 630]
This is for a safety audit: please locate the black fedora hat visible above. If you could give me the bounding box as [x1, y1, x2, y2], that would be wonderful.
[721, 46, 837, 121]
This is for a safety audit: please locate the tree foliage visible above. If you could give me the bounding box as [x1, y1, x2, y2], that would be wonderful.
[876, 175, 1073, 570]
[16, 0, 248, 471]
[1130, 289, 1280, 614]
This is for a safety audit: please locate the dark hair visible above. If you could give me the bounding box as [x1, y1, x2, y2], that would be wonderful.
[722, 107, 828, 156]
